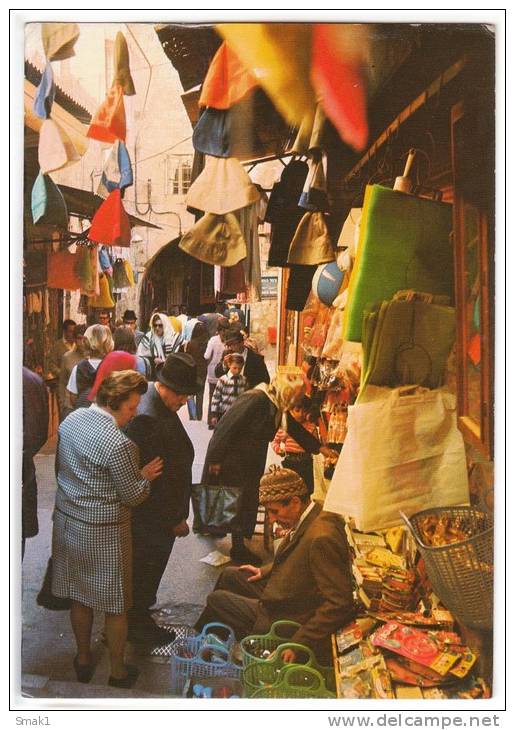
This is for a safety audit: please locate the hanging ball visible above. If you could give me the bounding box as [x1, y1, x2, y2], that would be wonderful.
[312, 261, 345, 306]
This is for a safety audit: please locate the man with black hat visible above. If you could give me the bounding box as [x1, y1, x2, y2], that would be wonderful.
[195, 467, 356, 663]
[122, 309, 144, 347]
[125, 353, 200, 644]
[215, 328, 270, 389]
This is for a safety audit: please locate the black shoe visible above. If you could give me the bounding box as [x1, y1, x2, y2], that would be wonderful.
[229, 546, 263, 566]
[128, 621, 176, 645]
[108, 664, 139, 689]
[73, 655, 95, 684]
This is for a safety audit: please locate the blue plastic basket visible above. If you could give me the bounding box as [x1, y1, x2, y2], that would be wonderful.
[170, 622, 241, 696]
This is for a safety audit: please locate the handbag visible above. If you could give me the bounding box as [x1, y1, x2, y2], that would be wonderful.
[191, 483, 243, 533]
[36, 558, 71, 611]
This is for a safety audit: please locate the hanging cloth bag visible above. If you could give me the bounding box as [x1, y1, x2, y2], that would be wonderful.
[179, 213, 247, 267]
[38, 119, 80, 174]
[343, 185, 454, 342]
[31, 173, 68, 228]
[287, 211, 335, 266]
[112, 258, 131, 288]
[123, 259, 135, 286]
[89, 189, 131, 247]
[324, 386, 470, 532]
[33, 63, 56, 119]
[192, 107, 231, 158]
[89, 272, 115, 308]
[87, 83, 126, 144]
[186, 155, 260, 215]
[47, 248, 82, 290]
[298, 157, 330, 212]
[199, 40, 258, 109]
[113, 32, 136, 96]
[42, 22, 80, 62]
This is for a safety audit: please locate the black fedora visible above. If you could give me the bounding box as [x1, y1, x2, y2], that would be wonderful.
[157, 352, 200, 394]
[123, 309, 137, 322]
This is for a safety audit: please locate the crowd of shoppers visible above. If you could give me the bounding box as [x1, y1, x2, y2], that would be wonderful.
[25, 303, 349, 689]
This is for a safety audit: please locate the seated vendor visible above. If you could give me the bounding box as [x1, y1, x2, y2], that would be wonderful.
[194, 466, 356, 664]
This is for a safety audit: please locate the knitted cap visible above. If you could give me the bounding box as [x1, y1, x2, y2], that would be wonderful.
[259, 466, 308, 505]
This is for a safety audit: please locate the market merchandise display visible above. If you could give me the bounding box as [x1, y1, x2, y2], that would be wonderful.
[330, 518, 491, 699]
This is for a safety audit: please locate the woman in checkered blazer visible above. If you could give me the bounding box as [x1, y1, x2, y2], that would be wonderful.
[51, 371, 163, 688]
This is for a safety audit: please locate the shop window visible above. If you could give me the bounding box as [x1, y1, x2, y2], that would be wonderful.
[165, 156, 192, 196]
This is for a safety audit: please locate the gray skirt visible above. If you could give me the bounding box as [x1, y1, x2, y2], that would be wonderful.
[51, 509, 132, 614]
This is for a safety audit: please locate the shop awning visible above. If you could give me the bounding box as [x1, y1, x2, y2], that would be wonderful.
[58, 185, 161, 230]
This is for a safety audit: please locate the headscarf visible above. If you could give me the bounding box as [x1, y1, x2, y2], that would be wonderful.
[88, 351, 137, 401]
[255, 369, 306, 428]
[137, 312, 182, 360]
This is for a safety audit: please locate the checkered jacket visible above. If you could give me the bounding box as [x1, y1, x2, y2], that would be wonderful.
[55, 404, 150, 525]
[211, 372, 249, 418]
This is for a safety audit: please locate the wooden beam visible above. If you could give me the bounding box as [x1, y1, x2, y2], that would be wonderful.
[344, 57, 467, 183]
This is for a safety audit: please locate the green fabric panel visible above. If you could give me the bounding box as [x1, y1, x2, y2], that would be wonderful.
[343, 185, 453, 341]
[366, 299, 456, 389]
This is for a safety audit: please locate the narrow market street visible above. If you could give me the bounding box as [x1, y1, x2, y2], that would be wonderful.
[21, 353, 280, 699]
[15, 15, 500, 712]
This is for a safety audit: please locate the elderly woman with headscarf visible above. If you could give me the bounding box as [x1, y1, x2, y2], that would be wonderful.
[137, 312, 182, 376]
[200, 369, 338, 564]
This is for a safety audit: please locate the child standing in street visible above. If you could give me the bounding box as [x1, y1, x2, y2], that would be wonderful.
[210, 353, 248, 427]
[272, 396, 318, 495]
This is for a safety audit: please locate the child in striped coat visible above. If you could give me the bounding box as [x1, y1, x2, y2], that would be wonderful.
[210, 354, 249, 427]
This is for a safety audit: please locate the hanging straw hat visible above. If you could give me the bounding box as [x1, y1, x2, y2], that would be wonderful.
[38, 119, 81, 174]
[87, 84, 126, 144]
[97, 141, 133, 197]
[89, 189, 131, 247]
[41, 23, 80, 62]
[287, 211, 335, 265]
[186, 155, 260, 215]
[179, 212, 247, 267]
[113, 32, 136, 96]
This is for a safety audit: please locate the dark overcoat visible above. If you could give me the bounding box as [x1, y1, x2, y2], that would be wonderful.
[125, 383, 194, 537]
[201, 389, 319, 537]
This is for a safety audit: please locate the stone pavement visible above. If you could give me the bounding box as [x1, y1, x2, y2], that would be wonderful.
[20, 352, 279, 700]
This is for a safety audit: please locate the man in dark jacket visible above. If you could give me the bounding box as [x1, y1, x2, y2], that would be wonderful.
[214, 329, 269, 389]
[22, 367, 49, 558]
[195, 467, 356, 664]
[125, 353, 199, 644]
